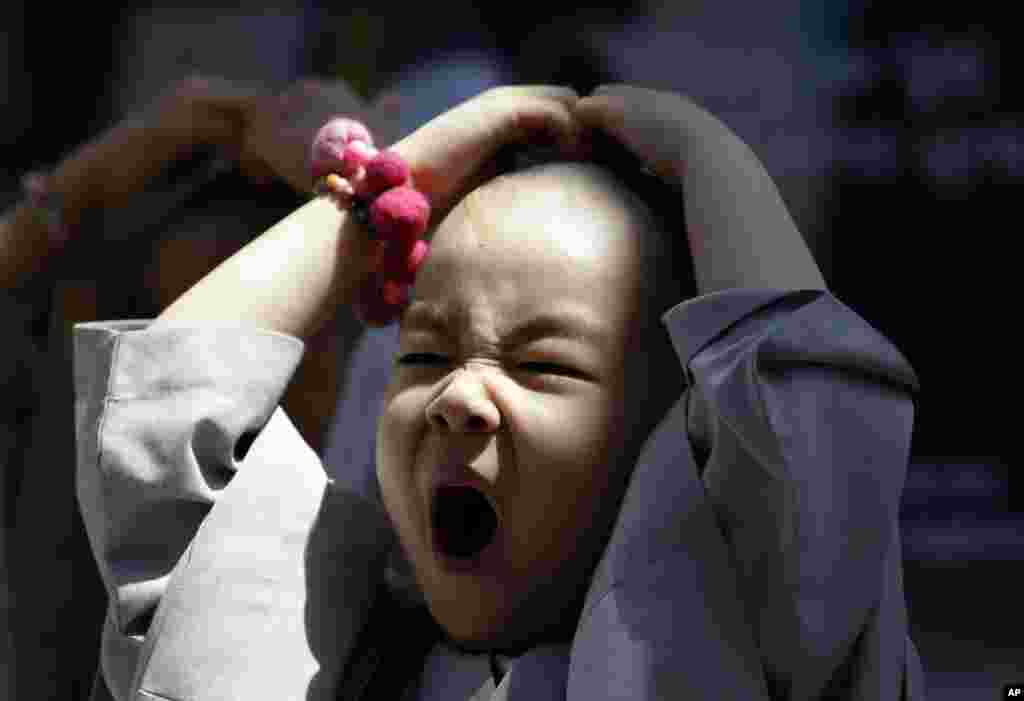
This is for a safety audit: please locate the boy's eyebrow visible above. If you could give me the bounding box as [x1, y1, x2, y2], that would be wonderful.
[400, 301, 611, 350]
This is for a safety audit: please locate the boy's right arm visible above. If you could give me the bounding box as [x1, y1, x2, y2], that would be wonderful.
[76, 86, 585, 700]
[148, 85, 585, 344]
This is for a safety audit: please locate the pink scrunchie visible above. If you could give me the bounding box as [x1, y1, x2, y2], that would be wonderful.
[311, 117, 432, 327]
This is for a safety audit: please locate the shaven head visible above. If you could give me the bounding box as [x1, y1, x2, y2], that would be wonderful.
[485, 135, 695, 328]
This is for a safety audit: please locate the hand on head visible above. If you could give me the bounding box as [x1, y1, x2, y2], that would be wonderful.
[384, 84, 691, 225]
[303, 83, 694, 327]
[575, 84, 695, 186]
[385, 86, 587, 221]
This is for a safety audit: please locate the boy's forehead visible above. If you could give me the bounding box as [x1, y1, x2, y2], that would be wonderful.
[428, 167, 647, 274]
[407, 164, 663, 343]
[419, 209, 640, 316]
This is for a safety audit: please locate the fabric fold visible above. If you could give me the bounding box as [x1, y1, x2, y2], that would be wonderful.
[662, 288, 923, 699]
[73, 321, 306, 700]
[74, 285, 926, 701]
[133, 408, 395, 701]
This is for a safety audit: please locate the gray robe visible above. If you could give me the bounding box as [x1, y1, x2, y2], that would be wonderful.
[73, 287, 926, 700]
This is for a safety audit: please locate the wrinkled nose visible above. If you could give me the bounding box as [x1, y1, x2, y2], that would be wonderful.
[430, 409, 490, 432]
[425, 368, 500, 434]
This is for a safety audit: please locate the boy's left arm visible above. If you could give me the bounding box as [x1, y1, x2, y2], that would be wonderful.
[667, 286, 923, 699]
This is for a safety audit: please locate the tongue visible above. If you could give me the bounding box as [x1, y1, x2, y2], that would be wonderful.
[432, 485, 498, 559]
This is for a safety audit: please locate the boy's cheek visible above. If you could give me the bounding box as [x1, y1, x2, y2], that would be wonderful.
[376, 397, 419, 473]
[376, 415, 418, 533]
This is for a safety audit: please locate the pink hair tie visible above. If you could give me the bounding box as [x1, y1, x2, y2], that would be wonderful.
[311, 117, 432, 327]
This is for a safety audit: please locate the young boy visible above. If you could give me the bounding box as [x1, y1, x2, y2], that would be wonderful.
[74, 86, 924, 700]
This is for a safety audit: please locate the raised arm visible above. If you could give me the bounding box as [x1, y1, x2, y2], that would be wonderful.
[73, 86, 585, 701]
[575, 85, 924, 700]
[575, 85, 827, 295]
[149, 86, 586, 339]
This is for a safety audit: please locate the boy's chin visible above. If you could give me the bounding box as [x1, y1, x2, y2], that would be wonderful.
[434, 596, 583, 657]
[419, 534, 601, 655]
[440, 622, 570, 657]
[431, 610, 519, 654]
[442, 630, 521, 656]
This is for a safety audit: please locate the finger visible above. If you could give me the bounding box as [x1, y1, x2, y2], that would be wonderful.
[396, 95, 572, 188]
[497, 89, 580, 148]
[487, 84, 579, 105]
[238, 155, 276, 186]
[575, 93, 637, 162]
[492, 86, 582, 143]
[575, 94, 627, 133]
[590, 83, 661, 101]
[385, 85, 584, 219]
[508, 100, 583, 152]
[191, 75, 270, 112]
[575, 93, 683, 183]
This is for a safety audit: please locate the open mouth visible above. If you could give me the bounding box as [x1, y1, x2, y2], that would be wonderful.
[431, 484, 499, 561]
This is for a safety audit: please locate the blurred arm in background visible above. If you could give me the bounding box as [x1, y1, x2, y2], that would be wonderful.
[1, 73, 403, 455]
[1, 77, 265, 290]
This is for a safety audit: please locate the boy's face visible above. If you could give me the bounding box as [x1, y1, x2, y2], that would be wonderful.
[376, 165, 670, 650]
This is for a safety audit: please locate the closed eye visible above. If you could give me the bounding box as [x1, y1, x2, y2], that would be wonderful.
[397, 353, 448, 366]
[397, 354, 582, 377]
[516, 362, 579, 376]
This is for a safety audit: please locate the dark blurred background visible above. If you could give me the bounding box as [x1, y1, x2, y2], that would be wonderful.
[0, 1, 1017, 699]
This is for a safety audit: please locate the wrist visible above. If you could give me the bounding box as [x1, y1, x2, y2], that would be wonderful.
[138, 108, 218, 163]
[147, 79, 242, 153]
[285, 157, 318, 196]
[20, 171, 70, 248]
[309, 119, 432, 327]
[275, 124, 332, 196]
[48, 115, 199, 217]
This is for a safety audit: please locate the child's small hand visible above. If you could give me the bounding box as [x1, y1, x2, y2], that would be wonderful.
[387, 86, 586, 225]
[575, 84, 708, 187]
[147, 74, 267, 156]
